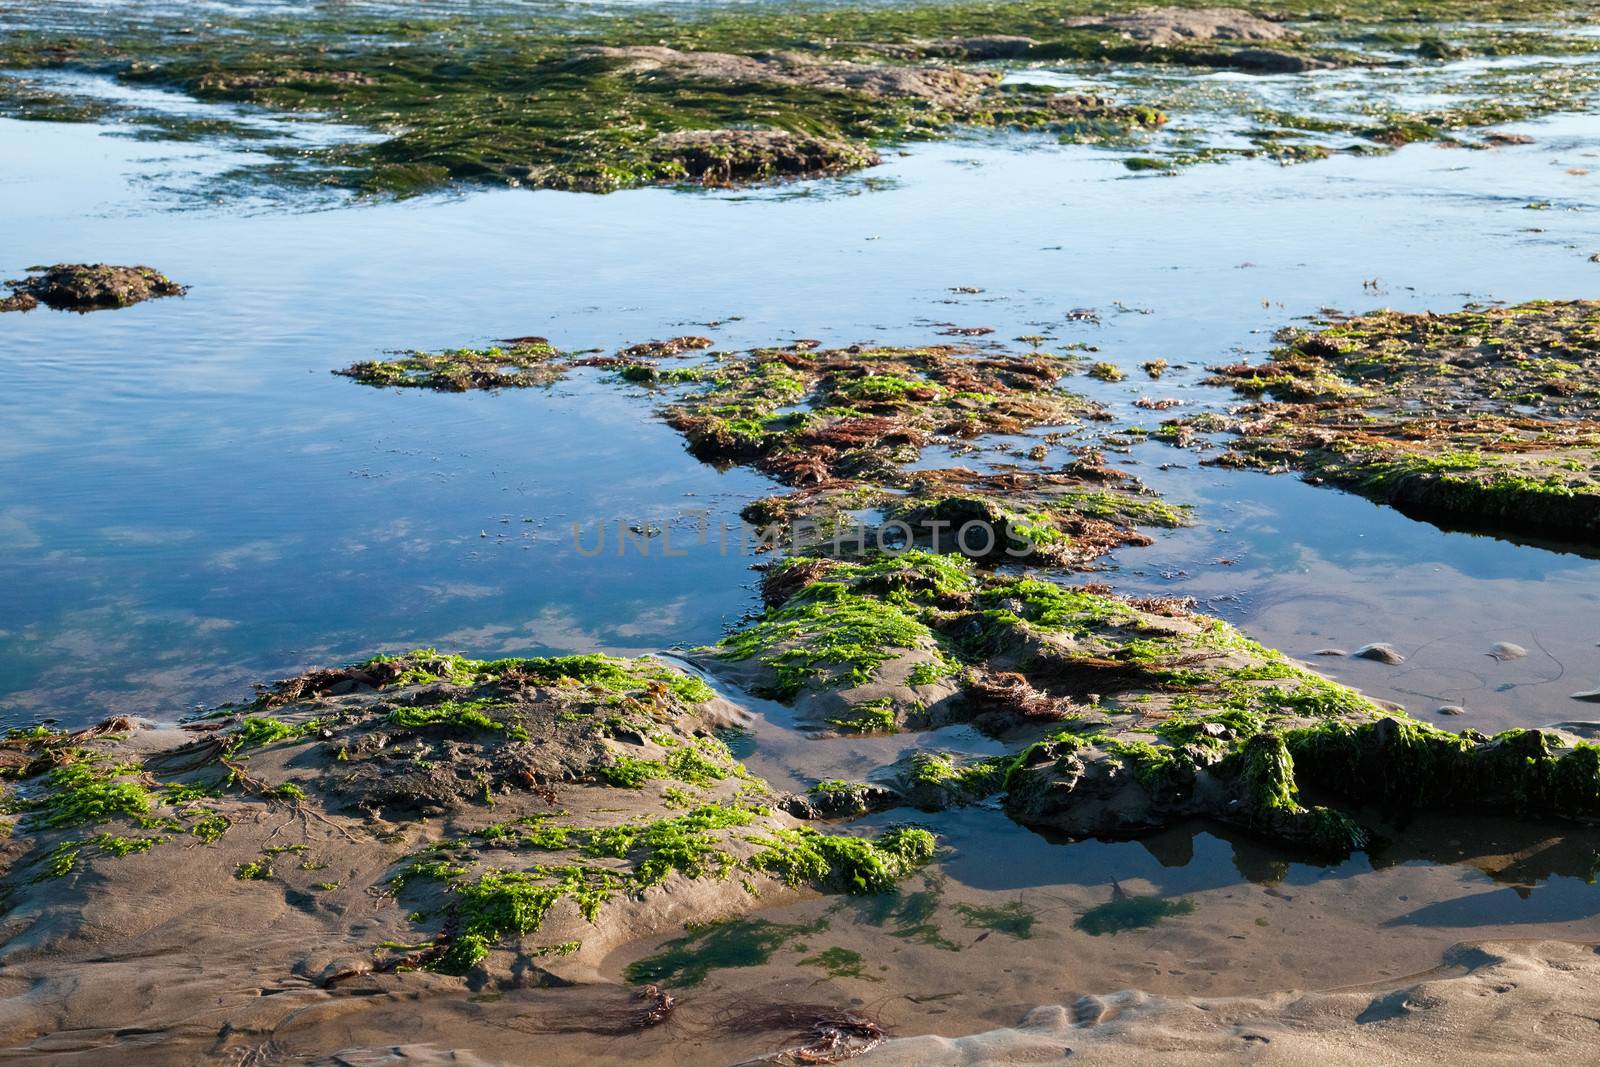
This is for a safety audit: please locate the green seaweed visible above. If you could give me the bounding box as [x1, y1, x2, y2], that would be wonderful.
[388, 699, 508, 732]
[1074, 894, 1195, 935]
[719, 581, 932, 699]
[623, 917, 826, 987]
[798, 945, 879, 980]
[28, 761, 157, 831]
[745, 825, 937, 894]
[952, 900, 1035, 939]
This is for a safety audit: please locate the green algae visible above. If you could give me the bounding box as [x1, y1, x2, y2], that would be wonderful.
[952, 900, 1035, 939]
[405, 804, 937, 972]
[235, 860, 273, 881]
[582, 804, 759, 888]
[839, 883, 962, 950]
[799, 945, 879, 980]
[624, 917, 827, 987]
[888, 922, 963, 950]
[979, 577, 1138, 635]
[745, 825, 938, 894]
[903, 751, 1010, 804]
[27, 761, 158, 831]
[0, 731, 239, 873]
[29, 832, 165, 880]
[666, 344, 1087, 479]
[226, 716, 317, 755]
[1074, 894, 1195, 935]
[1284, 719, 1600, 817]
[335, 340, 566, 392]
[388, 699, 508, 733]
[267, 649, 715, 708]
[826, 699, 901, 735]
[719, 581, 934, 700]
[807, 779, 883, 815]
[432, 865, 626, 974]
[700, 518, 1600, 858]
[596, 742, 740, 790]
[188, 811, 230, 844]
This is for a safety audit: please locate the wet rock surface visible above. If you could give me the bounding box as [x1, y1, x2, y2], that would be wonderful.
[704, 549, 1600, 853]
[0, 263, 187, 312]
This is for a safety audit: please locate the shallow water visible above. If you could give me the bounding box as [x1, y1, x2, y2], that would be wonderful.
[4, 30, 1600, 1056]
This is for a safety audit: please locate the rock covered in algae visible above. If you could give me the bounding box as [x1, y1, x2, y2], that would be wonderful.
[699, 545, 1600, 856]
[1193, 301, 1600, 540]
[0, 263, 187, 312]
[0, 647, 937, 1035]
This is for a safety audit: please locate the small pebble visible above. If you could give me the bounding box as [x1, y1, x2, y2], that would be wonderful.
[1487, 642, 1527, 661]
[1353, 643, 1405, 665]
[1311, 648, 1346, 657]
[1437, 705, 1465, 716]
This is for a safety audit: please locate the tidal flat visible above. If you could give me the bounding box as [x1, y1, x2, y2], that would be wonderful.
[3, 1, 1600, 1064]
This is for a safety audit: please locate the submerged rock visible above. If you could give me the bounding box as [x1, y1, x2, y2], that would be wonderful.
[197, 69, 379, 90]
[1197, 47, 1348, 73]
[1488, 641, 1529, 661]
[616, 335, 714, 359]
[0, 263, 187, 312]
[1353, 643, 1406, 665]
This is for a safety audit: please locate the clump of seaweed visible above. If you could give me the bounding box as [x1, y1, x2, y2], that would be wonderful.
[335, 339, 566, 392]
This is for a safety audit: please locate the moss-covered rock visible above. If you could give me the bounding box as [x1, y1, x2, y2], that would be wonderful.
[0, 652, 938, 991]
[0, 264, 186, 313]
[1195, 301, 1600, 539]
[335, 338, 566, 391]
